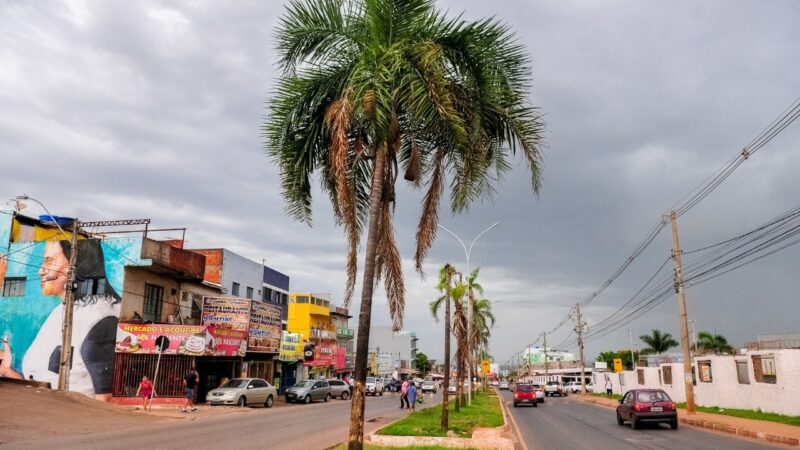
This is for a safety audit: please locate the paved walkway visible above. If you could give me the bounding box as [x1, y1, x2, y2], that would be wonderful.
[575, 394, 800, 447]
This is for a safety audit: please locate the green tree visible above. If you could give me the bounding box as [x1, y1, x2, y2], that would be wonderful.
[267, 1, 543, 447]
[639, 329, 679, 355]
[697, 331, 734, 355]
[429, 263, 454, 428]
[596, 350, 640, 371]
[414, 352, 432, 376]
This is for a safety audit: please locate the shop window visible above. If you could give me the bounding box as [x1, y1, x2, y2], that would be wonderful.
[2, 277, 26, 297]
[262, 287, 272, 301]
[698, 360, 712, 382]
[246, 286, 254, 299]
[143, 283, 164, 322]
[231, 282, 240, 297]
[637, 369, 644, 385]
[752, 355, 777, 384]
[736, 360, 750, 384]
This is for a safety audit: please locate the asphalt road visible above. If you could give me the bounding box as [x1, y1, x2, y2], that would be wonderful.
[5, 390, 442, 450]
[501, 390, 779, 450]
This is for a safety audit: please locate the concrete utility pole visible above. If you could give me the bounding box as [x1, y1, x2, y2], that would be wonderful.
[441, 264, 452, 430]
[575, 304, 587, 394]
[669, 210, 696, 414]
[57, 219, 79, 391]
[543, 332, 549, 382]
[629, 329, 636, 370]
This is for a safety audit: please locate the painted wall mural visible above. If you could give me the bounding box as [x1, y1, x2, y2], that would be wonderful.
[0, 213, 146, 400]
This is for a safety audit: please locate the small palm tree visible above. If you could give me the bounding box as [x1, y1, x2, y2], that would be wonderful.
[697, 331, 734, 355]
[429, 263, 454, 428]
[639, 329, 679, 355]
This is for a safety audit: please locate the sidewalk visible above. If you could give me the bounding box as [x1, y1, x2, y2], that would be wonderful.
[574, 394, 800, 447]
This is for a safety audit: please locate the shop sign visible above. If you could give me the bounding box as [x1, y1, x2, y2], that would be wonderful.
[115, 323, 247, 356]
[248, 301, 282, 353]
[201, 297, 251, 331]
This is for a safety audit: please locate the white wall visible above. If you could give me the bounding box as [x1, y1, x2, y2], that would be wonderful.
[594, 350, 800, 416]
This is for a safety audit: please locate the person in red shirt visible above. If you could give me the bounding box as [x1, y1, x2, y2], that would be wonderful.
[136, 375, 155, 411]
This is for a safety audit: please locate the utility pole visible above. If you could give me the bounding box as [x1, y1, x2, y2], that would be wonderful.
[58, 219, 79, 391]
[543, 332, 548, 382]
[669, 210, 696, 414]
[575, 304, 587, 394]
[629, 329, 636, 369]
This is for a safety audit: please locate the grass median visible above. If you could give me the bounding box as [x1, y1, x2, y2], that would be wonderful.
[377, 390, 504, 438]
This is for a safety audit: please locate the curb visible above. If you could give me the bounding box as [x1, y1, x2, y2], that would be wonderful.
[496, 390, 529, 450]
[574, 395, 800, 448]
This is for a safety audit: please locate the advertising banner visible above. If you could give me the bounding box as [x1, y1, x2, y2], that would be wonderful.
[308, 342, 335, 367]
[334, 346, 347, 370]
[248, 301, 282, 353]
[201, 297, 251, 331]
[279, 332, 302, 361]
[115, 323, 247, 357]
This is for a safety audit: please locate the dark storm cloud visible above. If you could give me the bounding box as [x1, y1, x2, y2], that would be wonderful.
[2, 0, 799, 365]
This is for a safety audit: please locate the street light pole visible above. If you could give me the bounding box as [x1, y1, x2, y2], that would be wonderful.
[437, 221, 500, 406]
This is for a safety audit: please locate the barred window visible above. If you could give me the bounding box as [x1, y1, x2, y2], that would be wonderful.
[663, 366, 672, 385]
[752, 355, 777, 384]
[246, 286, 254, 299]
[2, 277, 26, 297]
[698, 361, 712, 382]
[736, 360, 749, 384]
[231, 282, 240, 297]
[143, 283, 164, 322]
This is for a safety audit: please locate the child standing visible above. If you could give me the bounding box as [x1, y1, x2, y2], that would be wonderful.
[407, 382, 417, 412]
[136, 375, 155, 411]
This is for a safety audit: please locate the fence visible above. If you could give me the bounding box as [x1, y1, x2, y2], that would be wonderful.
[112, 353, 193, 397]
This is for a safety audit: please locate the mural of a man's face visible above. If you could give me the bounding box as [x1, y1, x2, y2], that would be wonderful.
[39, 242, 69, 297]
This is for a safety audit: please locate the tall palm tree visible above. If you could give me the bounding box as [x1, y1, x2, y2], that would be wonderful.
[697, 331, 733, 355]
[450, 281, 469, 408]
[639, 329, 679, 355]
[429, 263, 454, 428]
[267, 1, 543, 447]
[471, 297, 495, 388]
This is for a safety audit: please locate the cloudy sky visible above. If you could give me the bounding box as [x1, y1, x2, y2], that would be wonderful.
[2, 0, 799, 365]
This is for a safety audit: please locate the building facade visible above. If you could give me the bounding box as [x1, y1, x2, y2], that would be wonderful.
[287, 292, 337, 379]
[368, 326, 419, 376]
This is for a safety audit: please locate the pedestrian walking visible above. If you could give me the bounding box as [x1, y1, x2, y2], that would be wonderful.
[605, 378, 613, 397]
[407, 382, 417, 412]
[400, 379, 409, 409]
[182, 366, 198, 412]
[136, 375, 155, 411]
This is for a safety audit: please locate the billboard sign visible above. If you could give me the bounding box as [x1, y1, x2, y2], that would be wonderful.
[247, 301, 282, 353]
[201, 297, 251, 331]
[115, 323, 247, 356]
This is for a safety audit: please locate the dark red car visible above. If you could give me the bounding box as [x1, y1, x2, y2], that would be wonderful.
[616, 389, 678, 429]
[513, 383, 538, 407]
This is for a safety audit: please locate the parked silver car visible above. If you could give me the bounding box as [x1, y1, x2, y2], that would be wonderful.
[421, 381, 437, 394]
[327, 379, 352, 400]
[206, 378, 277, 407]
[285, 380, 332, 404]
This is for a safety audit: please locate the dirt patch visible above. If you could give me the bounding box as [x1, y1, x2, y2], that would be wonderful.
[0, 381, 173, 443]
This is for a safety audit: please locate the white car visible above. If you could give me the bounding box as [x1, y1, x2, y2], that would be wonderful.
[447, 384, 457, 394]
[566, 381, 582, 393]
[499, 381, 510, 390]
[365, 377, 384, 396]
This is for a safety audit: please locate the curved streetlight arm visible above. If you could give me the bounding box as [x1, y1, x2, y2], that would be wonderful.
[467, 222, 501, 262]
[436, 224, 468, 263]
[16, 195, 67, 238]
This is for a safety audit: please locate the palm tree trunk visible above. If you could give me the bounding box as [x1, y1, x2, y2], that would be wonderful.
[348, 146, 387, 450]
[440, 266, 452, 430]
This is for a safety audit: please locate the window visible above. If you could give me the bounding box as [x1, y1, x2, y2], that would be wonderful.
[736, 360, 750, 384]
[143, 284, 164, 322]
[246, 286, 253, 299]
[663, 366, 673, 385]
[296, 295, 309, 304]
[76, 278, 108, 298]
[637, 391, 670, 402]
[231, 282, 240, 297]
[637, 369, 645, 385]
[698, 361, 712, 382]
[2, 277, 26, 297]
[752, 355, 777, 384]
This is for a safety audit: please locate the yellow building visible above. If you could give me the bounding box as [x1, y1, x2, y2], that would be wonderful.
[287, 293, 339, 377]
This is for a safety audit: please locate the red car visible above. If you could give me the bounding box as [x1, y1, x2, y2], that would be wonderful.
[513, 383, 538, 407]
[616, 389, 678, 430]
